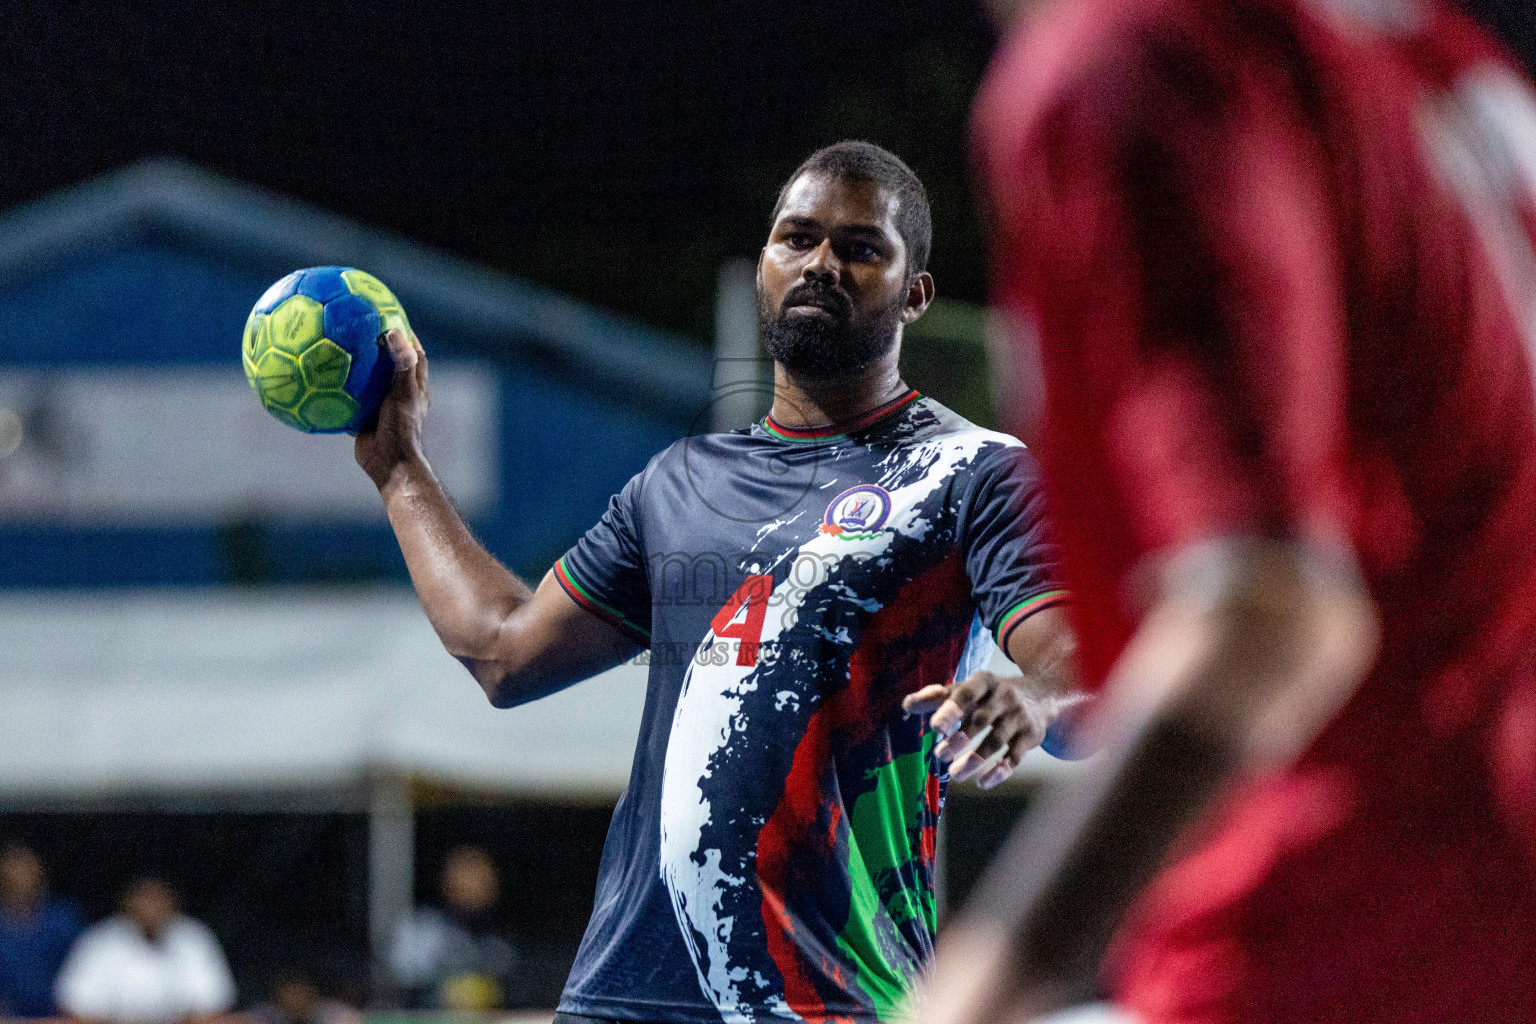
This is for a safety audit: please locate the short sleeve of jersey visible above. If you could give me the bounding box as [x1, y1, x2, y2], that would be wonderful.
[958, 444, 1067, 649]
[974, 11, 1357, 562]
[555, 470, 653, 647]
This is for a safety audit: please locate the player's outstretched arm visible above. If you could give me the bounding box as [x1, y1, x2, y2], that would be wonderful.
[916, 541, 1377, 1023]
[356, 328, 641, 707]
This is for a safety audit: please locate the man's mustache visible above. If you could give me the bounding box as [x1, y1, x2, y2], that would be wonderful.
[779, 283, 852, 320]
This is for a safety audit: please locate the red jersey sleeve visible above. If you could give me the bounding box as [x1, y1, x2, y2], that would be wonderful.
[978, 8, 1358, 564]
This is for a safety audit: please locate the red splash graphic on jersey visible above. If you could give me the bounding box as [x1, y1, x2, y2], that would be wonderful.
[755, 555, 971, 1022]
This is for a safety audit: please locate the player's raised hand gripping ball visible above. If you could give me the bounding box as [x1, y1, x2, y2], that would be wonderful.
[353, 327, 430, 492]
[242, 266, 410, 433]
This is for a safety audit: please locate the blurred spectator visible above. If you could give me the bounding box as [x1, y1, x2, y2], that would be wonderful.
[55, 877, 235, 1023]
[247, 969, 359, 1024]
[387, 846, 525, 1009]
[0, 842, 84, 1017]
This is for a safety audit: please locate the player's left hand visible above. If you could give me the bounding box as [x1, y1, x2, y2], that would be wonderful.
[902, 670, 1055, 788]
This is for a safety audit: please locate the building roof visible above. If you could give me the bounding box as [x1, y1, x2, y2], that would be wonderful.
[0, 158, 711, 408]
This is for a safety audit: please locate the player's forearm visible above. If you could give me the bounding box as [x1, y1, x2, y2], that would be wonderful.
[1004, 605, 1081, 709]
[961, 684, 1247, 1012]
[378, 456, 534, 662]
[920, 680, 1250, 1024]
[948, 544, 1377, 1018]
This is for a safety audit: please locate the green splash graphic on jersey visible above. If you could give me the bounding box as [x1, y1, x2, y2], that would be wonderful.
[834, 733, 939, 1023]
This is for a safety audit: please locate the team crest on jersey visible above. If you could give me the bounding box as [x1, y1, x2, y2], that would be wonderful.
[820, 484, 892, 540]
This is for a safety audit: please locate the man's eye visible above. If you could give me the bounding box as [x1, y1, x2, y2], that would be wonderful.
[849, 244, 877, 260]
[786, 234, 815, 249]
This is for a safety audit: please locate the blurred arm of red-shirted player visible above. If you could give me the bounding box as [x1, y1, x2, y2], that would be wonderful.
[918, 12, 1384, 1024]
[919, 543, 1378, 1023]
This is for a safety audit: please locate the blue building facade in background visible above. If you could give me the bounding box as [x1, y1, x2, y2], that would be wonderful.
[0, 160, 712, 586]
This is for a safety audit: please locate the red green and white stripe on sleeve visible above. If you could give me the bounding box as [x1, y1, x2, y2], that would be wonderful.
[553, 556, 652, 646]
[994, 589, 1069, 649]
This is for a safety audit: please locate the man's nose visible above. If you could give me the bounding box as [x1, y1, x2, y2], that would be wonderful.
[803, 239, 840, 285]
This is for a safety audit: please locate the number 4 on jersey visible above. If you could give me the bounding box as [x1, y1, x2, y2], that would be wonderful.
[711, 574, 772, 666]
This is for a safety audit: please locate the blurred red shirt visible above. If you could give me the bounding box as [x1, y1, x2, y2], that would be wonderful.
[975, 0, 1536, 1020]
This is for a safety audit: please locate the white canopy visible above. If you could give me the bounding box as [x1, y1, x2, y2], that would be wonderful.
[0, 589, 650, 804]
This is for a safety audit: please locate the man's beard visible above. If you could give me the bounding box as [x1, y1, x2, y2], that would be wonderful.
[758, 282, 904, 381]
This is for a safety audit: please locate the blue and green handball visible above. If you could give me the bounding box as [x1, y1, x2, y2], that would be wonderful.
[242, 266, 410, 433]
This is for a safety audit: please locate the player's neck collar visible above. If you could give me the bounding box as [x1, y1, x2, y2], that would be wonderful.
[762, 389, 921, 442]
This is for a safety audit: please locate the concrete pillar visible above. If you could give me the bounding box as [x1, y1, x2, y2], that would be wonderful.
[712, 258, 769, 432]
[368, 775, 414, 990]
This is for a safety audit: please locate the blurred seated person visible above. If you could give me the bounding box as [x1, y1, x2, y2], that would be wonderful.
[247, 968, 358, 1024]
[55, 877, 235, 1024]
[387, 845, 523, 1009]
[0, 842, 84, 1018]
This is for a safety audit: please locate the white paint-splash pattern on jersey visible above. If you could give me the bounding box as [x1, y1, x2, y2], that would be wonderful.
[657, 413, 1019, 1022]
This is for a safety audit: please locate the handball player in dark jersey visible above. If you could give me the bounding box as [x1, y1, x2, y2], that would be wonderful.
[919, 1, 1536, 1022]
[354, 142, 1080, 1024]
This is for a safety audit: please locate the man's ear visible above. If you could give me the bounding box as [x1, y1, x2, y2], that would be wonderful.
[901, 271, 936, 324]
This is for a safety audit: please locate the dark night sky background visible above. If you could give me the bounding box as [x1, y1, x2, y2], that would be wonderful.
[0, 0, 1532, 344]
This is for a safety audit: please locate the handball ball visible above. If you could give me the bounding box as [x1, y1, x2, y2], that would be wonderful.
[242, 266, 410, 433]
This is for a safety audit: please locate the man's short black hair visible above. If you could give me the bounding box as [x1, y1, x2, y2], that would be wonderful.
[771, 141, 933, 275]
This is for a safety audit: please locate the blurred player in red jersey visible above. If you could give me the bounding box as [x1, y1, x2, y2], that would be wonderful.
[919, 0, 1536, 1021]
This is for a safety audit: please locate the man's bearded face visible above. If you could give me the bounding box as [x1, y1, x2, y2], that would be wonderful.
[757, 278, 906, 381]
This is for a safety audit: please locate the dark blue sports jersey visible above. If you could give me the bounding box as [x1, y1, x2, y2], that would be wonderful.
[553, 392, 1063, 1024]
